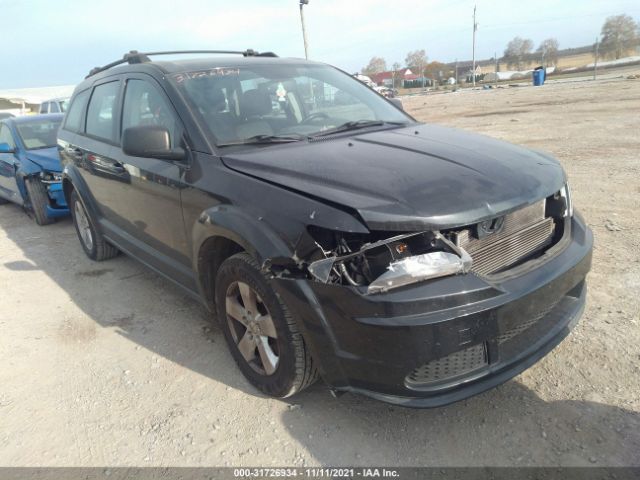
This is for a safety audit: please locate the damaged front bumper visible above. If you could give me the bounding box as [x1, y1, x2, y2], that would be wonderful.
[270, 213, 593, 407]
[43, 181, 69, 218]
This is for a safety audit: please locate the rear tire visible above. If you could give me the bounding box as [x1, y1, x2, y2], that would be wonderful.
[215, 252, 318, 398]
[69, 190, 118, 261]
[24, 178, 54, 225]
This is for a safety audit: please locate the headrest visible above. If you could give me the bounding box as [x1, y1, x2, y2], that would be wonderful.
[240, 89, 271, 117]
[205, 87, 226, 112]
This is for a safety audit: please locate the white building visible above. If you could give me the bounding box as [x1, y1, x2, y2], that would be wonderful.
[0, 85, 76, 115]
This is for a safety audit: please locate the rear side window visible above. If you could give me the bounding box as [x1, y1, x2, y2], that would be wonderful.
[86, 81, 120, 141]
[64, 90, 90, 133]
[39, 103, 49, 114]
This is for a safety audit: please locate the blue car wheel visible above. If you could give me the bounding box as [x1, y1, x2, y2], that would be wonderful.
[24, 178, 55, 225]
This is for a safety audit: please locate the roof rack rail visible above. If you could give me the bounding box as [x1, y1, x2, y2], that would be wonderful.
[85, 49, 278, 78]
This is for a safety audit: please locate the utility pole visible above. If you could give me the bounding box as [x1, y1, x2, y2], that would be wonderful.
[593, 36, 599, 81]
[472, 5, 478, 87]
[455, 58, 459, 85]
[299, 0, 310, 60]
[494, 52, 498, 88]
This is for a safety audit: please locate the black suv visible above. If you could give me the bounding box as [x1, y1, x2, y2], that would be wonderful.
[58, 50, 592, 407]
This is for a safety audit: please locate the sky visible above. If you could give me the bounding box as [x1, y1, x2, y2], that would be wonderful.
[1, 0, 639, 89]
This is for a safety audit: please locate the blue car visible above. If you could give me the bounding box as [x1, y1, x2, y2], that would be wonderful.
[0, 114, 69, 224]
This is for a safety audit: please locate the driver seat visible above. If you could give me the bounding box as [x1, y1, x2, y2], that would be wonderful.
[236, 89, 274, 139]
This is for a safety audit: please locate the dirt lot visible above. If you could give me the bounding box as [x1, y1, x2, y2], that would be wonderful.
[1, 75, 639, 467]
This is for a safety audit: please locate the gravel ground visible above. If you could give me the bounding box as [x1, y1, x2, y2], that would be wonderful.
[0, 75, 638, 467]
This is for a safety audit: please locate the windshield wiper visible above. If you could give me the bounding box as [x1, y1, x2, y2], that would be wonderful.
[310, 120, 407, 138]
[217, 134, 307, 147]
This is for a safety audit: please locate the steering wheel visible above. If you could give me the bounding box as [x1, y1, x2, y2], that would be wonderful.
[301, 112, 330, 124]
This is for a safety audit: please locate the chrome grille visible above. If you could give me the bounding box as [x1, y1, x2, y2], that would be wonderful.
[454, 200, 556, 276]
[406, 343, 488, 387]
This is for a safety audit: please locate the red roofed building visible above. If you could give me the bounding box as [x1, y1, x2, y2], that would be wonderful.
[369, 68, 419, 87]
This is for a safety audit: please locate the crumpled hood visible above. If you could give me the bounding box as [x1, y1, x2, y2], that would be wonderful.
[25, 147, 62, 172]
[221, 124, 565, 231]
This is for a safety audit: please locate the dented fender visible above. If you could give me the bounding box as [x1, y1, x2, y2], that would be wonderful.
[190, 204, 294, 270]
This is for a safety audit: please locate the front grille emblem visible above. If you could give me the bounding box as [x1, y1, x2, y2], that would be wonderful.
[475, 216, 505, 239]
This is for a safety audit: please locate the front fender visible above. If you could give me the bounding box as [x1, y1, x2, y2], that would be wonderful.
[191, 205, 293, 270]
[14, 154, 38, 199]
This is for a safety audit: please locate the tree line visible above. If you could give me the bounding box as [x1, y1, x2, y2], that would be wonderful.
[362, 14, 640, 78]
[503, 14, 639, 69]
[362, 49, 444, 83]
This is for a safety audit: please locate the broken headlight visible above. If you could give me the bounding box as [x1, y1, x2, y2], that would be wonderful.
[307, 229, 472, 294]
[368, 248, 472, 294]
[40, 171, 62, 183]
[559, 183, 573, 217]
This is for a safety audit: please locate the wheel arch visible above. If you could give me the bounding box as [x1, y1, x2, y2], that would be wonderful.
[62, 177, 74, 205]
[61, 166, 100, 220]
[192, 205, 295, 311]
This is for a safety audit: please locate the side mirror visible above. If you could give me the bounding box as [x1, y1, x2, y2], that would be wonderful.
[122, 125, 185, 161]
[0, 142, 15, 154]
[389, 98, 404, 111]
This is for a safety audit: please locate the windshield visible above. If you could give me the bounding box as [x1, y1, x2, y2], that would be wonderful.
[170, 63, 412, 146]
[16, 118, 61, 150]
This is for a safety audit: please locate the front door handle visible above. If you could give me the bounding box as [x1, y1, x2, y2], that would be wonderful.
[87, 154, 125, 175]
[111, 164, 126, 174]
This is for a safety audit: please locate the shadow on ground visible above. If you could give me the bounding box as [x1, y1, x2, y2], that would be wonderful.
[1, 202, 638, 466]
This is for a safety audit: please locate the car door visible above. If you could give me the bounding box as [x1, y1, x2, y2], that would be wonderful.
[87, 75, 191, 285]
[72, 79, 125, 226]
[0, 123, 21, 203]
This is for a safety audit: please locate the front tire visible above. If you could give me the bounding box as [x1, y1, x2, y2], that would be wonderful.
[69, 190, 118, 261]
[215, 252, 318, 398]
[24, 178, 54, 225]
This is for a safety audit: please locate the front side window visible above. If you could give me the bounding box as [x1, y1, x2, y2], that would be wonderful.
[86, 81, 120, 141]
[64, 90, 90, 133]
[49, 102, 60, 113]
[170, 63, 411, 146]
[122, 79, 179, 147]
[16, 118, 62, 150]
[0, 124, 16, 149]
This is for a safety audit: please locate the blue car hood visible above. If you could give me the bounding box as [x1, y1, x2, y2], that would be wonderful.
[25, 147, 62, 172]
